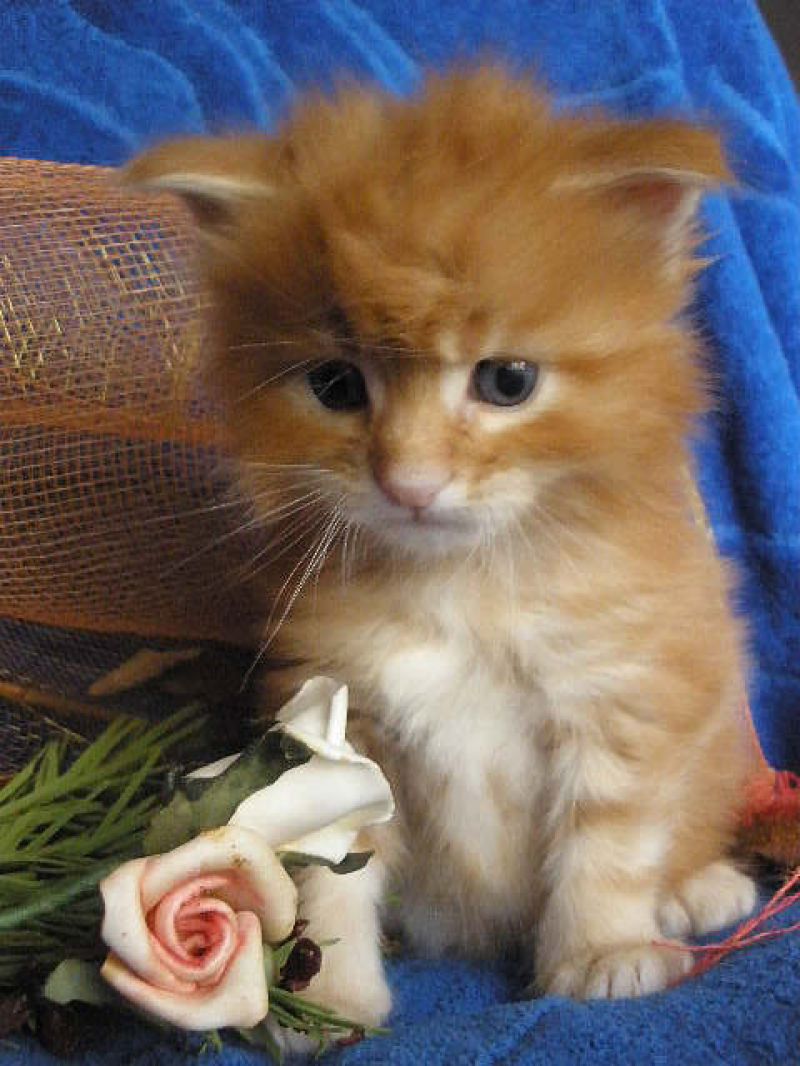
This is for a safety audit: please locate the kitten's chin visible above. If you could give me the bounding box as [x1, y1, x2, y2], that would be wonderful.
[359, 511, 482, 560]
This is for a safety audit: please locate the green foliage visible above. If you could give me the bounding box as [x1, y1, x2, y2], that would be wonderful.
[0, 705, 206, 986]
[248, 986, 388, 1060]
[43, 959, 116, 1008]
[144, 730, 311, 855]
[0, 704, 389, 1058]
[281, 850, 374, 876]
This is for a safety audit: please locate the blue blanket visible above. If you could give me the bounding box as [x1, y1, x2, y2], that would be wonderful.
[1, 2, 799, 1064]
[5, 900, 800, 1065]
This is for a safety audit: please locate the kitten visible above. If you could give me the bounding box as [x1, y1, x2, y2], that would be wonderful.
[126, 68, 756, 1023]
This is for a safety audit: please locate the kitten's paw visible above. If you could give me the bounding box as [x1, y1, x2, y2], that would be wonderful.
[303, 955, 392, 1030]
[658, 861, 756, 938]
[265, 967, 391, 1062]
[263, 1020, 318, 1062]
[543, 943, 691, 1000]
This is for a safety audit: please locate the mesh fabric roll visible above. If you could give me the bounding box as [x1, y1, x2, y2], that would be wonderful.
[0, 159, 263, 773]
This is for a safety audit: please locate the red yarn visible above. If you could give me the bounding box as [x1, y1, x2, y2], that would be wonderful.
[656, 704, 800, 979]
[741, 769, 800, 828]
[660, 866, 800, 981]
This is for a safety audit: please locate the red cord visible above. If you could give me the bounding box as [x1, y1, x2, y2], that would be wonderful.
[659, 866, 800, 980]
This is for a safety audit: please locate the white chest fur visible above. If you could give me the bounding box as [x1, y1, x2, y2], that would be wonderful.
[372, 607, 546, 951]
[378, 638, 536, 798]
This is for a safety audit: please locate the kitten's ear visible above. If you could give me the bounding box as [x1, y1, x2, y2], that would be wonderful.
[560, 120, 733, 255]
[122, 136, 276, 234]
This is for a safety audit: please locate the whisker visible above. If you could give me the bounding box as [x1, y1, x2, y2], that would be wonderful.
[253, 489, 327, 525]
[351, 522, 365, 570]
[308, 508, 347, 605]
[141, 494, 246, 526]
[472, 514, 491, 572]
[522, 503, 584, 582]
[241, 517, 330, 689]
[247, 462, 330, 473]
[342, 514, 363, 584]
[226, 339, 309, 352]
[241, 502, 345, 689]
[235, 358, 318, 403]
[339, 519, 353, 587]
[232, 503, 326, 584]
[161, 514, 262, 576]
[482, 514, 497, 577]
[228, 333, 440, 363]
[267, 509, 334, 619]
[443, 516, 483, 588]
[325, 336, 421, 357]
[268, 498, 347, 631]
[510, 512, 537, 555]
[501, 521, 519, 630]
[162, 490, 325, 575]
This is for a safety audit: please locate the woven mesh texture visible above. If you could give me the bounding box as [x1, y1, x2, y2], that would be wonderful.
[0, 159, 269, 773]
[0, 158, 264, 648]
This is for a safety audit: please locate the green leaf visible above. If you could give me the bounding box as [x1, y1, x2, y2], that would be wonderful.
[267, 985, 389, 1038]
[0, 861, 117, 931]
[144, 730, 312, 856]
[198, 1030, 224, 1055]
[140, 791, 195, 857]
[280, 851, 373, 876]
[0, 749, 44, 805]
[43, 959, 115, 1008]
[269, 938, 297, 977]
[237, 1020, 284, 1062]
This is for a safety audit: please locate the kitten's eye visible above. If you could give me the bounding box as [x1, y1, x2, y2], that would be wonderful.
[473, 359, 539, 407]
[307, 360, 368, 411]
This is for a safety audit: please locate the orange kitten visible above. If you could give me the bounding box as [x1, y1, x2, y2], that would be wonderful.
[127, 68, 755, 1024]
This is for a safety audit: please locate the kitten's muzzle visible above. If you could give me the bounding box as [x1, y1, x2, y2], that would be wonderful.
[374, 465, 451, 513]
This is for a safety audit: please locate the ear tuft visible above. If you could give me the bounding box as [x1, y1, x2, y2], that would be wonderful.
[122, 136, 276, 233]
[557, 119, 733, 256]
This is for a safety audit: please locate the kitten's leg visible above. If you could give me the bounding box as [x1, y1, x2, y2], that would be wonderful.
[292, 857, 392, 1026]
[267, 858, 390, 1059]
[535, 811, 691, 1000]
[657, 860, 756, 938]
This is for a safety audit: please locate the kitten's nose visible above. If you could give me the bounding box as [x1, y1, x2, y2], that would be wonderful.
[376, 466, 450, 511]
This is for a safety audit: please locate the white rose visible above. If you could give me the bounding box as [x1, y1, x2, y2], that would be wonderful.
[99, 826, 297, 1030]
[201, 678, 395, 865]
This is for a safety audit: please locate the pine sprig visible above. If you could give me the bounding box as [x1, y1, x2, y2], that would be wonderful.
[265, 986, 386, 1057]
[0, 703, 390, 1059]
[239, 984, 386, 1062]
[0, 705, 207, 986]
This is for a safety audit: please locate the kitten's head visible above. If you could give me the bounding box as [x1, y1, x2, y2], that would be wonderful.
[126, 69, 730, 562]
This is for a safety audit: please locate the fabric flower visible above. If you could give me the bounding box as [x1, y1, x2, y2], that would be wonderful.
[99, 677, 395, 1033]
[99, 826, 297, 1030]
[228, 678, 395, 864]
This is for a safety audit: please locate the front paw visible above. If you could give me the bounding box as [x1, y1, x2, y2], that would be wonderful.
[541, 943, 691, 1000]
[658, 861, 756, 938]
[263, 1021, 319, 1062]
[303, 954, 392, 1029]
[268, 968, 391, 1063]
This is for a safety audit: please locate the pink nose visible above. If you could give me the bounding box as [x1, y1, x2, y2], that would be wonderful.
[376, 467, 450, 511]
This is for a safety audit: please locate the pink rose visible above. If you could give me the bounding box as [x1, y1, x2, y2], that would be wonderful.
[99, 826, 298, 1030]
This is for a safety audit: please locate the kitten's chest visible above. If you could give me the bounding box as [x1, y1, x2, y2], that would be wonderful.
[366, 607, 545, 883]
[288, 582, 551, 948]
[376, 635, 536, 779]
[364, 620, 547, 950]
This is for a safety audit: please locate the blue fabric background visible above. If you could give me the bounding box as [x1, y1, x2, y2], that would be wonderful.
[1, 1, 799, 1063]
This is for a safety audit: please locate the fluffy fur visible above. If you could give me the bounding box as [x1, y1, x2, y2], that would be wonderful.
[127, 69, 756, 1021]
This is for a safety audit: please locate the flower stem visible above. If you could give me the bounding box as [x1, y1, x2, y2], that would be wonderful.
[0, 861, 119, 931]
